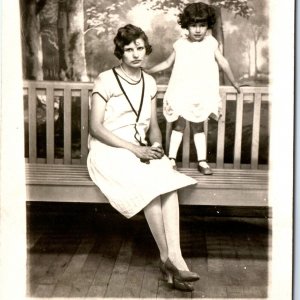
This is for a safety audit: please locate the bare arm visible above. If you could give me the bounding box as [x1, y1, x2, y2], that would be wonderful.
[89, 94, 135, 150]
[145, 50, 176, 74]
[147, 97, 164, 158]
[215, 49, 241, 93]
[89, 93, 163, 160]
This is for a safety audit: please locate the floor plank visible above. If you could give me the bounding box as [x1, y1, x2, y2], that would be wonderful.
[26, 203, 271, 298]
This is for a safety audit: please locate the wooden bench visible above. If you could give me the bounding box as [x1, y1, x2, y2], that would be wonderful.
[23, 81, 269, 207]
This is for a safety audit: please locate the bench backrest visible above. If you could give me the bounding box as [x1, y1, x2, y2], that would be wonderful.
[23, 81, 269, 169]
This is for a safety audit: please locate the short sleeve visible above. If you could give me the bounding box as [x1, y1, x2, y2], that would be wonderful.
[92, 72, 112, 102]
[173, 39, 181, 52]
[209, 36, 219, 52]
[147, 74, 158, 100]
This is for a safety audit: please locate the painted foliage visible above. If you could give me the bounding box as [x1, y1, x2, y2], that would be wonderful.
[20, 0, 269, 85]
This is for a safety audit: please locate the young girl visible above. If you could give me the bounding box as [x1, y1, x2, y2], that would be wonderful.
[146, 2, 240, 174]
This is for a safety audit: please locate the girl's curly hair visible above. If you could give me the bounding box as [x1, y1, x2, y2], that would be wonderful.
[178, 2, 216, 29]
[113, 24, 152, 59]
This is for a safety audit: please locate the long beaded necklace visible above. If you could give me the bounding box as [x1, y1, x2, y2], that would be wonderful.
[119, 64, 142, 83]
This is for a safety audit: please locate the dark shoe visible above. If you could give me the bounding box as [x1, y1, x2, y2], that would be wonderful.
[173, 278, 194, 292]
[164, 258, 200, 282]
[160, 260, 194, 292]
[159, 260, 169, 281]
[197, 161, 213, 175]
[169, 157, 177, 170]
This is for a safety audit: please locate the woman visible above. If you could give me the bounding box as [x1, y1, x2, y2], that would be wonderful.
[87, 24, 199, 291]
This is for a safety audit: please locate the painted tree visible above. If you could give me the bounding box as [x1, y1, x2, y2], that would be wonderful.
[84, 0, 139, 76]
[20, 0, 48, 80]
[140, 0, 254, 83]
[141, 0, 253, 49]
[246, 0, 268, 78]
[57, 0, 88, 81]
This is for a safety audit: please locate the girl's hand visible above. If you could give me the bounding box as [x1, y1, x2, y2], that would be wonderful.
[233, 82, 241, 94]
[131, 145, 164, 161]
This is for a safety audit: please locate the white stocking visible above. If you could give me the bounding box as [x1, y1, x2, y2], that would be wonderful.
[168, 130, 183, 159]
[193, 132, 207, 162]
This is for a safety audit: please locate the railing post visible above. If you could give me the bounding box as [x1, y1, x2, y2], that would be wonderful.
[81, 88, 89, 164]
[216, 89, 226, 168]
[182, 121, 190, 168]
[64, 87, 72, 164]
[28, 86, 37, 163]
[46, 87, 54, 164]
[233, 92, 243, 169]
[251, 92, 262, 169]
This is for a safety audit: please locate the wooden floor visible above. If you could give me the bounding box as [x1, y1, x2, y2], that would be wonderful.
[26, 203, 271, 298]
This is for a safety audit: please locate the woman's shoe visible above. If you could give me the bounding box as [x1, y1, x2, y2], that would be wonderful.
[173, 278, 194, 292]
[159, 260, 194, 292]
[164, 258, 200, 282]
[159, 260, 169, 281]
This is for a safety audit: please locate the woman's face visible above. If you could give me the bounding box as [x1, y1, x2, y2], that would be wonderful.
[188, 22, 208, 42]
[122, 38, 146, 68]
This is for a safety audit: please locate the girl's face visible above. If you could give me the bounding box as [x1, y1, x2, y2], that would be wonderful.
[122, 38, 146, 68]
[187, 22, 208, 42]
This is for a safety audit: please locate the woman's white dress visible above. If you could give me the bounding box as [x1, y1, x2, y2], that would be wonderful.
[87, 69, 196, 218]
[163, 35, 221, 123]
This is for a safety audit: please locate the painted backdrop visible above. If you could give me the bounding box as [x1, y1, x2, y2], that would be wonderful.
[21, 0, 269, 85]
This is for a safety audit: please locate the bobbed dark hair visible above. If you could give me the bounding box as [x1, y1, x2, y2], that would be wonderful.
[113, 24, 152, 59]
[178, 2, 216, 29]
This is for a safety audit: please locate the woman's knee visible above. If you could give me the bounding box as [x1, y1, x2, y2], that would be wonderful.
[173, 117, 186, 132]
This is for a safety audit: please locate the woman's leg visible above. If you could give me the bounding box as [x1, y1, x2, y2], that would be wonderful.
[160, 191, 189, 271]
[143, 196, 168, 262]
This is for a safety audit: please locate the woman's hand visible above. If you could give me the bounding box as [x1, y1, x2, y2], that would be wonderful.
[131, 144, 164, 161]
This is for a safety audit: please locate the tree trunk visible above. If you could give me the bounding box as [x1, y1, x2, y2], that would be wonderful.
[211, 6, 225, 84]
[57, 0, 68, 80]
[57, 0, 88, 81]
[254, 38, 258, 78]
[22, 0, 44, 80]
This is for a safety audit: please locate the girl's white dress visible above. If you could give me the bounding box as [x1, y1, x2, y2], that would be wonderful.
[87, 69, 197, 218]
[164, 35, 221, 123]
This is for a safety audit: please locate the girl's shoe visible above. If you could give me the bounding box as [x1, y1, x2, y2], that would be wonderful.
[197, 160, 213, 175]
[169, 157, 177, 170]
[164, 258, 200, 282]
[159, 260, 194, 292]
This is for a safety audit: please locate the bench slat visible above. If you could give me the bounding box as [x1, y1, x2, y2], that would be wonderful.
[25, 164, 268, 204]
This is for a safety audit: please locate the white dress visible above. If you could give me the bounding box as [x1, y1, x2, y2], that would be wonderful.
[163, 35, 221, 123]
[87, 68, 197, 218]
